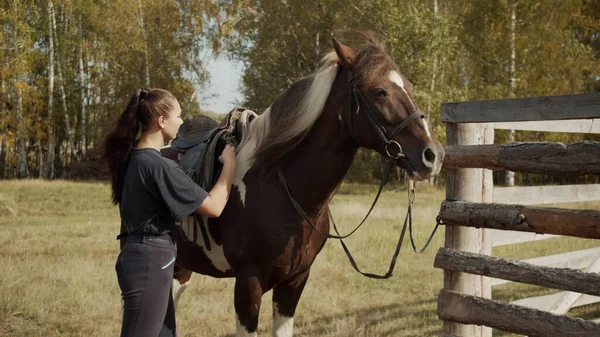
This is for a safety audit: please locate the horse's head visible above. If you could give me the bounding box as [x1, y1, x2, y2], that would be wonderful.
[332, 37, 444, 180]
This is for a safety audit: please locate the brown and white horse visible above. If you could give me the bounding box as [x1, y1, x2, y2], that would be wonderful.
[171, 34, 444, 336]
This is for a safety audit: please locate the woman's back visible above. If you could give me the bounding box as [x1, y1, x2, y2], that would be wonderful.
[120, 148, 207, 236]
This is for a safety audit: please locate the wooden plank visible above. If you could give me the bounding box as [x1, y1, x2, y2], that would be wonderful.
[443, 141, 600, 175]
[493, 119, 600, 133]
[491, 230, 557, 247]
[511, 293, 600, 311]
[491, 247, 600, 285]
[438, 289, 600, 337]
[547, 252, 600, 314]
[441, 92, 600, 123]
[444, 122, 490, 337]
[549, 292, 588, 315]
[528, 248, 600, 270]
[439, 200, 600, 239]
[493, 184, 600, 205]
[434, 248, 600, 296]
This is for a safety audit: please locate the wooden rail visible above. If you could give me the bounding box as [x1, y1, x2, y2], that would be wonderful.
[493, 184, 600, 205]
[441, 92, 600, 123]
[443, 141, 600, 175]
[512, 293, 600, 313]
[434, 248, 600, 296]
[491, 230, 557, 246]
[493, 119, 600, 133]
[438, 289, 600, 337]
[491, 247, 600, 285]
[439, 200, 600, 239]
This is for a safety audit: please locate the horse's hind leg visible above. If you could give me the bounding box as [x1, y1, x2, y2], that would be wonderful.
[271, 270, 310, 337]
[235, 269, 264, 337]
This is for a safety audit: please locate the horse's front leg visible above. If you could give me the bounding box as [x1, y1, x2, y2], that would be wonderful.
[235, 269, 264, 337]
[271, 269, 310, 337]
[172, 264, 193, 309]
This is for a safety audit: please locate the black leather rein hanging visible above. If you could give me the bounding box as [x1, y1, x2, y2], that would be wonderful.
[277, 74, 440, 279]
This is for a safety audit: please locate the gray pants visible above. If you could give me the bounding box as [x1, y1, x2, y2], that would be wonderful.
[116, 235, 177, 337]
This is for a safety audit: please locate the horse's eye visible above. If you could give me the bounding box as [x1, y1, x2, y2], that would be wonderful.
[373, 88, 388, 97]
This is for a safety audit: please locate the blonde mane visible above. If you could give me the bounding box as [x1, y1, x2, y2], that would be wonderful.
[240, 52, 340, 170]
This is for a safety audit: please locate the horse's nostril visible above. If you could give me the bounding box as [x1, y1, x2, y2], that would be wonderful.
[423, 147, 436, 166]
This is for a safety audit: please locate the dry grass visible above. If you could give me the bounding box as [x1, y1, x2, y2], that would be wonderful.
[0, 180, 598, 337]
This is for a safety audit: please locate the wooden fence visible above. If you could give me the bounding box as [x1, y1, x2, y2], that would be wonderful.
[436, 92, 600, 337]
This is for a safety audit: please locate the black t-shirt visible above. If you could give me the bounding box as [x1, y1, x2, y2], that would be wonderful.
[120, 148, 208, 236]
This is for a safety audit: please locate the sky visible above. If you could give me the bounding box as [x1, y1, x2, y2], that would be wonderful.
[200, 56, 245, 114]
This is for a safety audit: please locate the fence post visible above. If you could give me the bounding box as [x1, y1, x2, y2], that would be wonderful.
[443, 122, 493, 337]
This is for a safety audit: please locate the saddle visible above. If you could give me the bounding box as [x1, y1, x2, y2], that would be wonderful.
[172, 107, 257, 249]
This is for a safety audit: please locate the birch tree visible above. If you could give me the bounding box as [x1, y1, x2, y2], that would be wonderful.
[45, 0, 56, 178]
[11, 1, 29, 178]
[137, 0, 151, 87]
[78, 18, 86, 158]
[505, 0, 517, 187]
[50, 1, 76, 164]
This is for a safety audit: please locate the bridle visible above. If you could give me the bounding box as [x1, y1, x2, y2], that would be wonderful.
[345, 71, 425, 158]
[278, 70, 440, 279]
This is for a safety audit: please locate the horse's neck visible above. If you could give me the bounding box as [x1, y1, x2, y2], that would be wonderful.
[281, 98, 357, 210]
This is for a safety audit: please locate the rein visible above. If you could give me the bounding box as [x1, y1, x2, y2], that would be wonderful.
[278, 77, 440, 279]
[278, 162, 440, 280]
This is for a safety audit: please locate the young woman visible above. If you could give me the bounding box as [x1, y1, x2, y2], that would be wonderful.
[104, 88, 236, 337]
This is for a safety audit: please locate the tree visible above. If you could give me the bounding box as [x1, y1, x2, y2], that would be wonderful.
[5, 0, 36, 178]
[44, 0, 56, 178]
[225, 0, 361, 111]
[50, 0, 76, 164]
[0, 0, 224, 178]
[505, 0, 518, 187]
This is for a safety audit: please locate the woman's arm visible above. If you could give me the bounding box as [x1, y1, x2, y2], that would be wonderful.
[195, 145, 237, 218]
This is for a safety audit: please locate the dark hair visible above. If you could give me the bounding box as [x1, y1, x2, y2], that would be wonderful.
[104, 88, 177, 204]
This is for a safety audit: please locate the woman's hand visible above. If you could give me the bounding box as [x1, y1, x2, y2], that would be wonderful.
[218, 144, 237, 166]
[198, 144, 237, 218]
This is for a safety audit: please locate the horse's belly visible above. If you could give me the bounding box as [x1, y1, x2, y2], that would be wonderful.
[176, 216, 234, 278]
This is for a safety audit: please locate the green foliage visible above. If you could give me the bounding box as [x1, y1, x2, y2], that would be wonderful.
[1, 0, 598, 183]
[224, 0, 361, 111]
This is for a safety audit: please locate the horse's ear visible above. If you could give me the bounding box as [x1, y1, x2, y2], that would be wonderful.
[332, 38, 357, 69]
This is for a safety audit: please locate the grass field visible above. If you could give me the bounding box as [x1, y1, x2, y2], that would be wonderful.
[0, 180, 598, 337]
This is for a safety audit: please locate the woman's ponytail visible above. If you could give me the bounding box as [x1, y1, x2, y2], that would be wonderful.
[104, 89, 144, 204]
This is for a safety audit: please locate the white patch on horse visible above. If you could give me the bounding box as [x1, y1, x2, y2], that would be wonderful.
[180, 216, 232, 273]
[388, 71, 417, 111]
[236, 315, 258, 337]
[273, 303, 294, 337]
[422, 118, 432, 140]
[233, 141, 253, 206]
[234, 110, 269, 206]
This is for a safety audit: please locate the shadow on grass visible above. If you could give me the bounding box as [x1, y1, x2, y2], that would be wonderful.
[219, 299, 440, 337]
